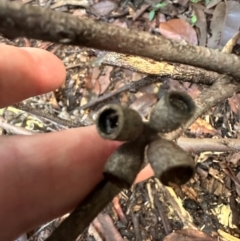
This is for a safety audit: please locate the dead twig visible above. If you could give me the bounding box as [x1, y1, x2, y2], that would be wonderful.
[0, 116, 34, 135]
[177, 137, 240, 152]
[78, 75, 161, 110]
[46, 180, 120, 241]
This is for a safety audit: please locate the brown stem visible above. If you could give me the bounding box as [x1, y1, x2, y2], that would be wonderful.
[46, 179, 120, 241]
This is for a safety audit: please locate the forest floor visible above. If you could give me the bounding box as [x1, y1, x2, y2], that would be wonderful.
[2, 0, 240, 240]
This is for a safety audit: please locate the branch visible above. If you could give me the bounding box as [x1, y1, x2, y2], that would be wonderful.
[1, 1, 240, 80]
[46, 180, 120, 241]
[177, 137, 240, 152]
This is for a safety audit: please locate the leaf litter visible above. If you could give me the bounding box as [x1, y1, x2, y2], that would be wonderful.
[5, 0, 240, 240]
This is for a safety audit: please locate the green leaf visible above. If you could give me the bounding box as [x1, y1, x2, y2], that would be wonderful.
[191, 15, 197, 25]
[154, 2, 167, 9]
[149, 10, 156, 21]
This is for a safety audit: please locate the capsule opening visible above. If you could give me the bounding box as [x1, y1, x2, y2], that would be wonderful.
[98, 109, 119, 135]
[160, 166, 194, 186]
[169, 92, 192, 114]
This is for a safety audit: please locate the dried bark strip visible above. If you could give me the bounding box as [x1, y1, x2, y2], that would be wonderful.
[1, 1, 240, 80]
[102, 53, 220, 85]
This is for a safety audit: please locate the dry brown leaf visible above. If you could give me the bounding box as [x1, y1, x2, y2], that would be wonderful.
[84, 74, 93, 90]
[207, 2, 226, 49]
[97, 66, 112, 95]
[182, 82, 201, 99]
[90, 0, 118, 16]
[220, 1, 240, 47]
[159, 19, 198, 45]
[130, 93, 157, 117]
[181, 185, 198, 201]
[189, 118, 218, 136]
[227, 152, 240, 165]
[91, 66, 112, 95]
[228, 93, 240, 115]
[192, 3, 207, 46]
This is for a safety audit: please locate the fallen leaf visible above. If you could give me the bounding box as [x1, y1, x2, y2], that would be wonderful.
[192, 3, 207, 46]
[206, 0, 221, 9]
[84, 74, 93, 90]
[90, 0, 118, 16]
[220, 1, 240, 47]
[228, 93, 240, 115]
[208, 1, 240, 49]
[182, 82, 201, 99]
[207, 2, 226, 49]
[97, 66, 112, 95]
[227, 152, 240, 165]
[130, 93, 157, 117]
[189, 118, 218, 136]
[159, 19, 198, 45]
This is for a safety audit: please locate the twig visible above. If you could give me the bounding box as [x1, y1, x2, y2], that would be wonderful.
[12, 103, 83, 128]
[92, 214, 124, 241]
[0, 116, 34, 135]
[65, 63, 83, 70]
[177, 137, 240, 152]
[154, 196, 171, 235]
[1, 1, 240, 79]
[78, 75, 161, 110]
[46, 179, 120, 241]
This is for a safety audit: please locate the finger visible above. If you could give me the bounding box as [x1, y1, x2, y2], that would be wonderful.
[0, 45, 66, 107]
[134, 164, 154, 184]
[0, 125, 121, 240]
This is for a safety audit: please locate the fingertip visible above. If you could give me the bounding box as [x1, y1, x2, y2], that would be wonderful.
[0, 45, 66, 107]
[22, 47, 66, 92]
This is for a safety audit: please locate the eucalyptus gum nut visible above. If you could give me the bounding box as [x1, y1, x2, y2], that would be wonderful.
[96, 104, 143, 141]
[148, 91, 196, 133]
[147, 139, 195, 186]
[103, 136, 147, 189]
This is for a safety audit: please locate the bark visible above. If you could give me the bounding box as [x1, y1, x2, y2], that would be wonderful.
[1, 1, 240, 80]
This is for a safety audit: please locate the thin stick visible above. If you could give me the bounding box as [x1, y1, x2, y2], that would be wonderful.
[46, 179, 120, 241]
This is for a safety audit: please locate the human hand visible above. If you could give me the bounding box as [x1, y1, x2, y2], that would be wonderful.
[0, 44, 153, 241]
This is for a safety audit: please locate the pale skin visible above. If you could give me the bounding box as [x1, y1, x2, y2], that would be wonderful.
[0, 44, 154, 241]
